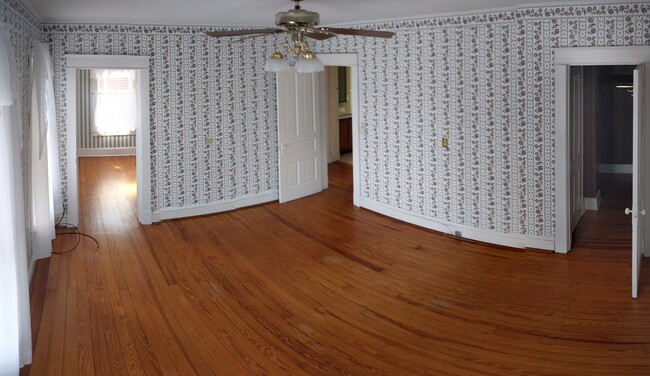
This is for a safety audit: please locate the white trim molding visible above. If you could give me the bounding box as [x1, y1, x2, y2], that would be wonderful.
[66, 54, 149, 69]
[152, 191, 279, 222]
[554, 47, 650, 66]
[359, 198, 555, 251]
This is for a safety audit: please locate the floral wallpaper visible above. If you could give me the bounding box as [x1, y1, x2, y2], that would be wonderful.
[1, 0, 43, 263]
[44, 2, 649, 243]
[46, 24, 279, 211]
[315, 3, 649, 239]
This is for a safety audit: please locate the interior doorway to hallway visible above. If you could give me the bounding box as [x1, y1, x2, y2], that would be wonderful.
[571, 65, 636, 250]
[554, 47, 650, 298]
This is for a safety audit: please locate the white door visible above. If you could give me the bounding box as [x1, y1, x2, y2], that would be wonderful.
[629, 63, 646, 298]
[277, 70, 324, 203]
[570, 67, 585, 232]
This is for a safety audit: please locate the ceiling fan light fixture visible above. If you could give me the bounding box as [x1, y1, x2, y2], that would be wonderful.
[270, 49, 285, 60]
[295, 55, 324, 73]
[206, 1, 395, 74]
[298, 49, 316, 60]
[264, 49, 291, 72]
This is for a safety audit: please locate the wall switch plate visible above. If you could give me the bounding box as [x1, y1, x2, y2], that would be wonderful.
[204, 138, 213, 145]
[442, 136, 449, 149]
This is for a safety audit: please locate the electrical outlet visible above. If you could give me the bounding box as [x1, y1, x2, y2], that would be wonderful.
[204, 138, 213, 145]
[442, 136, 449, 149]
[454, 230, 462, 237]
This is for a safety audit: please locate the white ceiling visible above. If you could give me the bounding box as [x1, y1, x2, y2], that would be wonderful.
[20, 0, 631, 27]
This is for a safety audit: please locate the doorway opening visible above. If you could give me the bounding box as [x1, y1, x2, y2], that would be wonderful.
[325, 65, 354, 191]
[65, 55, 152, 226]
[276, 54, 360, 205]
[554, 47, 650, 297]
[320, 54, 359, 205]
[554, 47, 650, 254]
[75, 68, 140, 228]
[571, 65, 636, 250]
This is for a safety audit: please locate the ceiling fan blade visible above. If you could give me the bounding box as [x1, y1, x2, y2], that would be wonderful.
[235, 33, 286, 43]
[305, 30, 337, 41]
[205, 28, 282, 38]
[318, 27, 395, 38]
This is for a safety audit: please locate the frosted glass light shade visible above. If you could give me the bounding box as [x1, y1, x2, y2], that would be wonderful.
[264, 57, 290, 72]
[295, 56, 324, 73]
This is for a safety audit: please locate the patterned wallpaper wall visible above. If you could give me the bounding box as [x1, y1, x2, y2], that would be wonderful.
[46, 25, 278, 211]
[315, 3, 649, 239]
[45, 3, 649, 242]
[1, 0, 43, 263]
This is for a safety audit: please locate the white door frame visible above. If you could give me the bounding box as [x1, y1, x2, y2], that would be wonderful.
[318, 53, 360, 206]
[65, 55, 152, 225]
[569, 66, 585, 233]
[554, 46, 650, 253]
[632, 64, 646, 298]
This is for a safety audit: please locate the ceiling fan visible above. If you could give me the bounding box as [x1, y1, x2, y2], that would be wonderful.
[205, 0, 395, 73]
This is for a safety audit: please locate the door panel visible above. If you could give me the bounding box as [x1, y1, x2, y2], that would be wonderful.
[631, 63, 646, 298]
[277, 70, 324, 203]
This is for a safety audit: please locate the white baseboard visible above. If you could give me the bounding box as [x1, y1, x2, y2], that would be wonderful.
[599, 164, 632, 174]
[152, 191, 279, 222]
[358, 198, 555, 251]
[584, 190, 601, 211]
[78, 147, 136, 157]
[151, 192, 556, 250]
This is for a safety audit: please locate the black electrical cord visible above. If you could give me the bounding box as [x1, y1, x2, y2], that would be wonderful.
[55, 204, 66, 227]
[54, 222, 100, 254]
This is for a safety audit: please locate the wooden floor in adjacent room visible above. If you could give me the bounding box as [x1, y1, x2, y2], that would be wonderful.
[572, 173, 632, 250]
[24, 157, 650, 375]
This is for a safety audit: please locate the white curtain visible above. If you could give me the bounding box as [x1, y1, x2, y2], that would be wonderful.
[0, 22, 33, 375]
[31, 40, 62, 260]
[91, 69, 137, 136]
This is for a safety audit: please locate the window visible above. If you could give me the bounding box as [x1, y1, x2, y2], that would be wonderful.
[91, 69, 137, 136]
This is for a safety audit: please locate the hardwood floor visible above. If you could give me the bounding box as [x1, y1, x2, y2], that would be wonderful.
[25, 157, 650, 375]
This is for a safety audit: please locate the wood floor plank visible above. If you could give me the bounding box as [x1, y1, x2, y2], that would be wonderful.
[24, 157, 650, 375]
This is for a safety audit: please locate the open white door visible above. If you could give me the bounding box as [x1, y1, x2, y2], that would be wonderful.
[277, 70, 324, 203]
[629, 63, 646, 298]
[569, 67, 585, 233]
